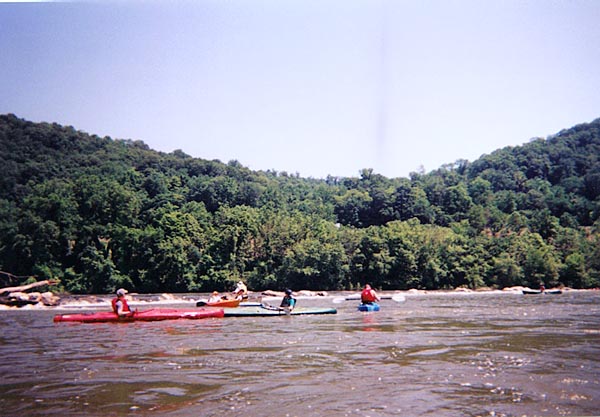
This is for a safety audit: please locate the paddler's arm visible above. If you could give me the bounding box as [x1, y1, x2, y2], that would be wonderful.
[261, 302, 281, 311]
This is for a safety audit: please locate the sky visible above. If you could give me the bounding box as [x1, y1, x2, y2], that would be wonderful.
[1, 0, 599, 179]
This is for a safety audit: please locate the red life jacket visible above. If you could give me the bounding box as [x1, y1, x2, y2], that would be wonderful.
[111, 297, 131, 314]
[361, 288, 377, 303]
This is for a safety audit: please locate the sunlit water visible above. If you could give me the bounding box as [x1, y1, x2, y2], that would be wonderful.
[0, 291, 598, 417]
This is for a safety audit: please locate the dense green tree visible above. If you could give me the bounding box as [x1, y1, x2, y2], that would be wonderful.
[521, 233, 561, 288]
[489, 253, 523, 288]
[334, 189, 373, 227]
[1, 113, 598, 293]
[560, 253, 588, 288]
[209, 205, 261, 285]
[467, 177, 493, 205]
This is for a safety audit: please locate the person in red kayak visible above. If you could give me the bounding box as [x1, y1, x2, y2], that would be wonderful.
[112, 288, 134, 317]
[361, 284, 380, 304]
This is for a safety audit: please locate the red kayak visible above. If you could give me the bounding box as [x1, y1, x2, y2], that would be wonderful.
[53, 308, 224, 323]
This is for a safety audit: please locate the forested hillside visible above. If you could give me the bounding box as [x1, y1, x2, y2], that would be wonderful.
[1, 113, 598, 293]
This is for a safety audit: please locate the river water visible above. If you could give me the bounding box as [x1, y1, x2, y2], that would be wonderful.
[0, 291, 598, 417]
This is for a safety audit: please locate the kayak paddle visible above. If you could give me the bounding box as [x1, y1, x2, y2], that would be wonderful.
[332, 293, 406, 304]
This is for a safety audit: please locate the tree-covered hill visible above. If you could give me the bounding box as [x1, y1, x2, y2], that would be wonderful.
[1, 113, 598, 293]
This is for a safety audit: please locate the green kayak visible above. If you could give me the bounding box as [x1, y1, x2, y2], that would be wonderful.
[223, 305, 337, 317]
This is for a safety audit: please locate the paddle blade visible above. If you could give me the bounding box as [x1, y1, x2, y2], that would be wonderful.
[196, 301, 207, 307]
[332, 297, 346, 304]
[391, 294, 406, 303]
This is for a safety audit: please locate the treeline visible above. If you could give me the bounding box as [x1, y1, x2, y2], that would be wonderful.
[0, 113, 598, 294]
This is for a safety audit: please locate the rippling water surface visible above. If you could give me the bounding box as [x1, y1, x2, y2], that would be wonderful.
[0, 291, 598, 417]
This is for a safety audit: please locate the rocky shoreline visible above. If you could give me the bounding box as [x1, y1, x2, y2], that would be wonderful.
[1, 285, 593, 311]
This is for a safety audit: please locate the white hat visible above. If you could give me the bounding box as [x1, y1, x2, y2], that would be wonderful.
[116, 288, 128, 296]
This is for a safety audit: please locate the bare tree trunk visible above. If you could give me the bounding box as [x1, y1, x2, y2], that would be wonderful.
[0, 279, 59, 295]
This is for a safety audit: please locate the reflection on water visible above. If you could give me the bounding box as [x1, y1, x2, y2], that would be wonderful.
[0, 291, 599, 416]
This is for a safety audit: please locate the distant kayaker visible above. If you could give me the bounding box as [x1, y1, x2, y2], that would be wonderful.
[112, 288, 133, 317]
[233, 281, 248, 299]
[280, 288, 296, 312]
[208, 291, 222, 303]
[361, 284, 380, 304]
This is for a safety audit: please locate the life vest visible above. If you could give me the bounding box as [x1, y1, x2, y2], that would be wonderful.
[361, 288, 377, 303]
[111, 297, 131, 314]
[280, 295, 296, 308]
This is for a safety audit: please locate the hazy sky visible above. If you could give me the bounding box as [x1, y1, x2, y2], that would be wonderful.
[1, 0, 599, 179]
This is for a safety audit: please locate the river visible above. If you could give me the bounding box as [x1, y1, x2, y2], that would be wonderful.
[0, 290, 598, 417]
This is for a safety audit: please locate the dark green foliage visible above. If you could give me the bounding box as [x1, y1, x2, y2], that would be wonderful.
[1, 113, 599, 293]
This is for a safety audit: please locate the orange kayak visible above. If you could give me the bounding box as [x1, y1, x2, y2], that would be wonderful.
[196, 298, 241, 308]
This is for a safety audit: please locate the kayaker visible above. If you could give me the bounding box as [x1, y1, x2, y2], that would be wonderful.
[280, 288, 296, 312]
[112, 288, 133, 317]
[233, 281, 248, 299]
[361, 284, 380, 304]
[208, 291, 221, 303]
